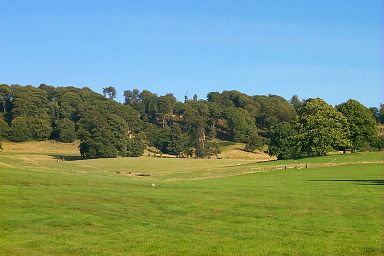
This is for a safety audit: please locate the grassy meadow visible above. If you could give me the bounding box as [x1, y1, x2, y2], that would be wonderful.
[1, 141, 383, 255]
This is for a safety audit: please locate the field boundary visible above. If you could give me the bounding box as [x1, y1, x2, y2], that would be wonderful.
[165, 160, 384, 182]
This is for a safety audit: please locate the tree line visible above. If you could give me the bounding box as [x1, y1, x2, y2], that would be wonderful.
[0, 84, 383, 159]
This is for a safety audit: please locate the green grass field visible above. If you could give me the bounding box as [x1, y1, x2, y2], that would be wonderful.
[1, 141, 383, 255]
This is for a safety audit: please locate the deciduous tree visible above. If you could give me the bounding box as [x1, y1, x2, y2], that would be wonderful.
[296, 98, 351, 156]
[337, 99, 377, 151]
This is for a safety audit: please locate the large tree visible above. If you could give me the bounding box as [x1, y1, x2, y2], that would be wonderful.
[182, 100, 210, 157]
[267, 122, 301, 159]
[77, 111, 119, 158]
[296, 98, 351, 156]
[337, 99, 377, 151]
[102, 86, 117, 100]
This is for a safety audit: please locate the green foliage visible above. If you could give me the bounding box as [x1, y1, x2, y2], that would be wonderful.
[150, 126, 171, 153]
[30, 115, 53, 140]
[9, 116, 31, 142]
[0, 84, 12, 121]
[149, 124, 189, 157]
[254, 95, 295, 129]
[267, 122, 301, 159]
[77, 111, 119, 158]
[204, 141, 220, 157]
[0, 117, 10, 139]
[126, 137, 145, 157]
[183, 100, 210, 157]
[56, 118, 76, 143]
[102, 86, 117, 100]
[10, 85, 49, 118]
[167, 123, 189, 156]
[225, 107, 258, 143]
[244, 131, 263, 152]
[380, 104, 384, 124]
[139, 90, 159, 120]
[337, 99, 377, 151]
[296, 98, 351, 156]
[106, 114, 129, 156]
[290, 95, 303, 112]
[267, 99, 356, 159]
[1, 84, 379, 160]
[58, 91, 81, 121]
[369, 107, 380, 123]
[124, 89, 140, 108]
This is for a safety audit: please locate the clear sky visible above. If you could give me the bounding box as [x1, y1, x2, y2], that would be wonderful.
[1, 0, 383, 107]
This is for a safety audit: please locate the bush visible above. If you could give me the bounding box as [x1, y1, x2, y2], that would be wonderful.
[126, 138, 145, 157]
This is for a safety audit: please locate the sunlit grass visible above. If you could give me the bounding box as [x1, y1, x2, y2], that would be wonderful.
[0, 141, 383, 255]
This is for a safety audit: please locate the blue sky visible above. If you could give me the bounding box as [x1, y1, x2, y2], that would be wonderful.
[1, 0, 383, 106]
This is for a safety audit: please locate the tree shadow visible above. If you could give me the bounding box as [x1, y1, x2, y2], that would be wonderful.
[50, 155, 84, 161]
[309, 179, 384, 186]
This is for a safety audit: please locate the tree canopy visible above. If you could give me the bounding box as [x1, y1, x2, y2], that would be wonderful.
[0, 83, 381, 159]
[337, 99, 377, 151]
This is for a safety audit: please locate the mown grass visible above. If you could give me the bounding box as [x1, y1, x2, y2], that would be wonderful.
[0, 141, 383, 255]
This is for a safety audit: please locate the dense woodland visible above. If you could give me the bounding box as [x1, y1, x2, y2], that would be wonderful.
[0, 84, 383, 159]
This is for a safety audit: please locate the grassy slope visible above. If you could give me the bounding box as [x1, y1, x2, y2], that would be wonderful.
[0, 141, 383, 255]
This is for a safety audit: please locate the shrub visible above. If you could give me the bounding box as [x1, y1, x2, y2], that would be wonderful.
[126, 138, 145, 157]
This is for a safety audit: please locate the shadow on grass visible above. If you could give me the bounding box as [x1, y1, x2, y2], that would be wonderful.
[309, 179, 384, 186]
[50, 155, 83, 161]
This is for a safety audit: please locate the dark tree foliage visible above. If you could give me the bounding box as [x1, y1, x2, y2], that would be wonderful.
[0, 84, 12, 122]
[290, 95, 303, 112]
[39, 84, 59, 101]
[78, 111, 119, 158]
[126, 137, 145, 157]
[204, 141, 221, 158]
[337, 99, 377, 151]
[1, 84, 379, 159]
[167, 123, 189, 156]
[0, 117, 9, 139]
[124, 89, 140, 109]
[225, 107, 258, 143]
[150, 126, 171, 153]
[9, 116, 31, 142]
[244, 132, 264, 152]
[157, 93, 177, 127]
[267, 99, 352, 159]
[254, 95, 295, 129]
[10, 85, 49, 118]
[267, 122, 301, 159]
[103, 86, 117, 100]
[373, 134, 384, 151]
[30, 114, 53, 140]
[380, 104, 384, 124]
[183, 100, 210, 158]
[296, 98, 351, 156]
[56, 118, 76, 143]
[106, 114, 129, 156]
[58, 91, 81, 121]
[369, 107, 380, 123]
